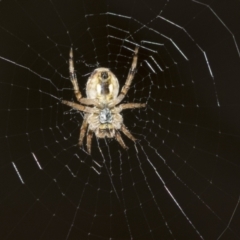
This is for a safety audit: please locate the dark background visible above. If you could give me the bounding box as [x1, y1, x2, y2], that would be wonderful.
[1, 0, 240, 239]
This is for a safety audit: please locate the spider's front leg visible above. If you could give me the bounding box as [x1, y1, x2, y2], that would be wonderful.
[115, 131, 128, 150]
[79, 114, 89, 147]
[120, 124, 137, 142]
[115, 124, 137, 150]
[86, 130, 93, 154]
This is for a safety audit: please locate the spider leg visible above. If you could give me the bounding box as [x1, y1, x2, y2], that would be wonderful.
[62, 100, 97, 113]
[119, 103, 146, 111]
[79, 114, 89, 147]
[79, 98, 99, 106]
[86, 129, 93, 154]
[69, 48, 100, 107]
[109, 46, 139, 107]
[115, 131, 128, 150]
[69, 48, 82, 102]
[120, 124, 137, 142]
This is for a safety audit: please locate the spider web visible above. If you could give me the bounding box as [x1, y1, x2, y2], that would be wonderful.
[1, 0, 240, 239]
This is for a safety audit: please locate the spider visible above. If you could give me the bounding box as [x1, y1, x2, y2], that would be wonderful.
[62, 46, 146, 154]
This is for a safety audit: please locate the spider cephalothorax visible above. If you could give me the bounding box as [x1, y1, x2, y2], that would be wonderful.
[62, 46, 146, 154]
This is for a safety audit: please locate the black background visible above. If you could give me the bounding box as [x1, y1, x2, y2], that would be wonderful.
[1, 0, 240, 239]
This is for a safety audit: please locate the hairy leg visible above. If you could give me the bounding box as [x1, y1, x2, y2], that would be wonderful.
[86, 130, 93, 154]
[115, 131, 128, 150]
[69, 48, 100, 107]
[109, 46, 139, 107]
[69, 48, 82, 101]
[79, 115, 89, 146]
[62, 100, 97, 113]
[120, 124, 136, 142]
[119, 103, 146, 110]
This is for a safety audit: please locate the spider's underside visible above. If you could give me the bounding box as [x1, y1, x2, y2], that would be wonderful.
[62, 46, 146, 154]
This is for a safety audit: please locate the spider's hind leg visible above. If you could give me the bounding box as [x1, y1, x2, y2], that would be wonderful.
[108, 46, 139, 108]
[69, 48, 82, 102]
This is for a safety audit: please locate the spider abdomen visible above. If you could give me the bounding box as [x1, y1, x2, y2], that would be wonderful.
[86, 68, 119, 101]
[100, 80, 110, 95]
